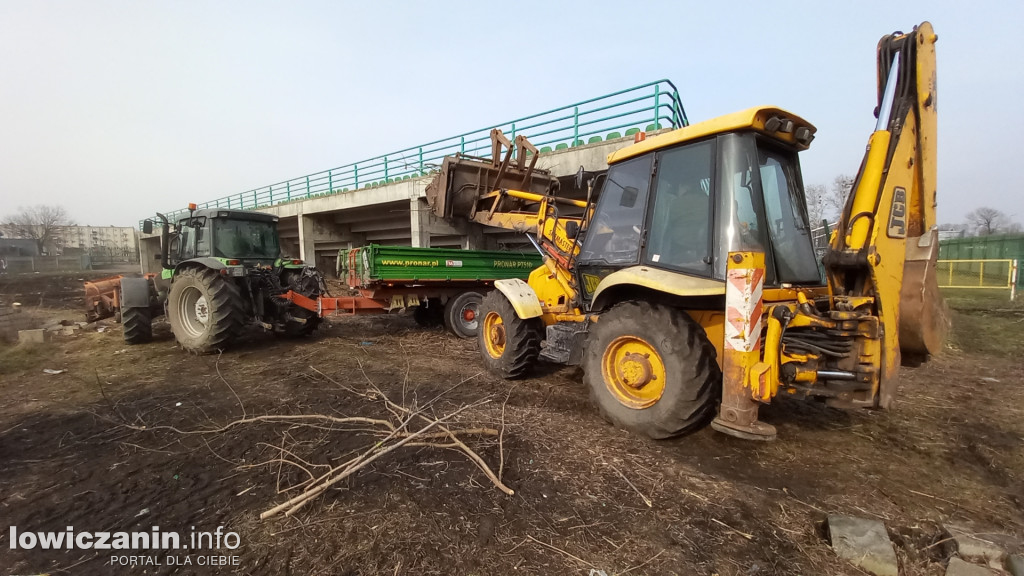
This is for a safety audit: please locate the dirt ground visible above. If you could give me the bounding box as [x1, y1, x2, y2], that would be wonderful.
[0, 273, 1021, 575]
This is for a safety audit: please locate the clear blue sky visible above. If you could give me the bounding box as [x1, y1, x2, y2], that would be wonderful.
[1, 1, 1021, 227]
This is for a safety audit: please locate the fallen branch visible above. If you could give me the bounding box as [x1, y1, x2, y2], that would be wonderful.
[121, 362, 512, 519]
[711, 517, 753, 540]
[261, 401, 485, 519]
[611, 464, 652, 508]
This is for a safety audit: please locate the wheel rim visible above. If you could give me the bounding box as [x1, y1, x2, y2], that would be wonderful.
[177, 285, 209, 338]
[601, 335, 667, 409]
[482, 311, 506, 358]
[458, 302, 479, 331]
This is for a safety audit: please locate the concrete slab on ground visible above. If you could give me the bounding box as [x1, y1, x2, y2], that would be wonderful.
[946, 557, 999, 576]
[827, 515, 898, 576]
[18, 329, 45, 344]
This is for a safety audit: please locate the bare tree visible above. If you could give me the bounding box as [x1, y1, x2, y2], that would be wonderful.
[805, 184, 828, 226]
[3, 205, 74, 254]
[828, 174, 854, 217]
[805, 175, 853, 226]
[964, 207, 1015, 236]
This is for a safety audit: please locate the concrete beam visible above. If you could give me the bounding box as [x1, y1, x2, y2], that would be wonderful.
[350, 218, 413, 234]
[409, 198, 430, 248]
[259, 179, 427, 219]
[298, 214, 317, 262]
[329, 201, 410, 224]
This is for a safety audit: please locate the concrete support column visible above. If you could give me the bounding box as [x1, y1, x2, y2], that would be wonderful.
[410, 198, 431, 248]
[298, 213, 317, 263]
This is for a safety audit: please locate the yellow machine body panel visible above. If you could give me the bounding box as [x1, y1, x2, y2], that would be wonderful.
[589, 266, 726, 305]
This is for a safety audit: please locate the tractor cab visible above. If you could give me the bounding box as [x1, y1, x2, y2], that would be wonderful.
[575, 107, 824, 304]
[145, 209, 282, 269]
[172, 210, 281, 266]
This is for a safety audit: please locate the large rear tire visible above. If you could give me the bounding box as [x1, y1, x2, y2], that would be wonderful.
[167, 267, 244, 354]
[443, 291, 483, 339]
[122, 306, 152, 344]
[477, 291, 542, 379]
[583, 302, 720, 439]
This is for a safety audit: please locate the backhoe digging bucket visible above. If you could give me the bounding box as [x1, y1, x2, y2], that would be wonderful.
[898, 229, 950, 359]
[424, 129, 557, 220]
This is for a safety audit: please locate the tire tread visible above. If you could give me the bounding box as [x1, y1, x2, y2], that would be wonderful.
[584, 301, 720, 438]
[122, 306, 152, 344]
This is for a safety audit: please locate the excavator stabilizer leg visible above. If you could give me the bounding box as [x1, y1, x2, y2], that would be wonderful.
[710, 252, 777, 441]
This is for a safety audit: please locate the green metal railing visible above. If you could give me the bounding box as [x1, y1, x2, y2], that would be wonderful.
[143, 79, 687, 229]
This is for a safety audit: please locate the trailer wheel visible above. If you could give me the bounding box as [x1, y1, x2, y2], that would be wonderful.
[413, 298, 444, 327]
[167, 267, 244, 354]
[477, 291, 542, 379]
[122, 306, 152, 344]
[583, 302, 720, 439]
[444, 291, 483, 339]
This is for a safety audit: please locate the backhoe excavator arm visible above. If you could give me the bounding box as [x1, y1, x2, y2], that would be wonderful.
[824, 22, 947, 406]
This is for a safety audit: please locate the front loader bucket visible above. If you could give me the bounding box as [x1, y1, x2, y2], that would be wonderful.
[424, 129, 557, 220]
[898, 229, 950, 359]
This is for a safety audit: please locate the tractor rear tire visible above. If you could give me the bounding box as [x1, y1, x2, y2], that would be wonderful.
[122, 306, 152, 344]
[443, 291, 483, 339]
[477, 291, 542, 379]
[167, 267, 244, 354]
[583, 301, 720, 439]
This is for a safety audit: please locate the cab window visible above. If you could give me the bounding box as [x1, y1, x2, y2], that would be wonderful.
[645, 140, 715, 275]
[177, 218, 205, 261]
[714, 134, 771, 281]
[578, 155, 653, 265]
[758, 145, 821, 283]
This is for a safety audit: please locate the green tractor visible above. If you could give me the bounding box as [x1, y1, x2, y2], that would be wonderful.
[120, 207, 324, 353]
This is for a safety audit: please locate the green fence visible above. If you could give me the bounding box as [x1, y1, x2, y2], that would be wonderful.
[939, 234, 1024, 288]
[143, 80, 687, 230]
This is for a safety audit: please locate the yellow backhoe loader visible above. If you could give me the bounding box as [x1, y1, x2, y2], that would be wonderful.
[424, 22, 947, 440]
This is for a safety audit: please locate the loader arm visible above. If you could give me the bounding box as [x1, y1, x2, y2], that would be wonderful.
[824, 21, 947, 406]
[424, 129, 593, 312]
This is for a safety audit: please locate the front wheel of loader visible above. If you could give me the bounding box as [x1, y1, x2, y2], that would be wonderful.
[477, 291, 542, 379]
[122, 306, 152, 344]
[167, 267, 244, 354]
[583, 302, 720, 439]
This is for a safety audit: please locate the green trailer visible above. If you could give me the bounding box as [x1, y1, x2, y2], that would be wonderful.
[344, 244, 541, 284]
[288, 244, 543, 338]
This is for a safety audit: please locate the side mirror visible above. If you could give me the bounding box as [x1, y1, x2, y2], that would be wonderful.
[142, 220, 154, 234]
[619, 186, 639, 208]
[574, 166, 585, 190]
[564, 221, 580, 239]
